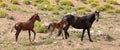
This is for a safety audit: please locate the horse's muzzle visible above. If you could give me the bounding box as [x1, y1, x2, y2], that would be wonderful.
[96, 19, 99, 22]
[38, 19, 41, 22]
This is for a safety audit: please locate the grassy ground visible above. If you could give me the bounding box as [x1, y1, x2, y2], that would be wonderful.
[0, 0, 120, 50]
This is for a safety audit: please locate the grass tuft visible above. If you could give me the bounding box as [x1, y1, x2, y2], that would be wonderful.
[0, 10, 8, 18]
[11, 0, 19, 4]
[34, 21, 47, 33]
[0, 2, 8, 7]
[104, 0, 120, 5]
[23, 0, 31, 5]
[7, 5, 20, 11]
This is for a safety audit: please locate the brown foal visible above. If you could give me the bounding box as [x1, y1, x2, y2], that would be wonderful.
[11, 13, 41, 43]
[48, 19, 67, 39]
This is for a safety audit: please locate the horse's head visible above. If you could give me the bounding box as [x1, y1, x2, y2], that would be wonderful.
[34, 13, 41, 22]
[95, 10, 100, 21]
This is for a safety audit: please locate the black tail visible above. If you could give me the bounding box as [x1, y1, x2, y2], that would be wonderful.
[48, 24, 51, 30]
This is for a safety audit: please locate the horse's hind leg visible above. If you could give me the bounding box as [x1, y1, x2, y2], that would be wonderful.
[28, 30, 32, 42]
[64, 24, 70, 39]
[81, 29, 85, 41]
[55, 29, 61, 38]
[57, 30, 62, 36]
[61, 31, 64, 39]
[48, 27, 54, 38]
[87, 28, 93, 42]
[31, 30, 36, 42]
[15, 30, 21, 42]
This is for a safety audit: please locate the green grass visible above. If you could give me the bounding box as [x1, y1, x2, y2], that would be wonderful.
[96, 5, 106, 11]
[34, 0, 49, 4]
[55, 5, 64, 10]
[7, 5, 20, 11]
[34, 21, 47, 33]
[23, 0, 31, 5]
[104, 0, 119, 5]
[0, 2, 8, 7]
[59, 0, 73, 6]
[0, 0, 2, 2]
[37, 4, 54, 11]
[11, 0, 19, 4]
[115, 8, 120, 13]
[104, 4, 114, 9]
[106, 34, 115, 41]
[55, 0, 60, 2]
[34, 0, 43, 3]
[61, 6, 72, 10]
[76, 6, 91, 15]
[31, 2, 37, 6]
[76, 6, 91, 12]
[107, 8, 120, 14]
[41, 38, 53, 45]
[52, 10, 60, 15]
[82, 0, 99, 4]
[75, 33, 82, 38]
[90, 2, 99, 7]
[48, 16, 59, 21]
[96, 4, 114, 11]
[0, 10, 8, 18]
[107, 10, 115, 14]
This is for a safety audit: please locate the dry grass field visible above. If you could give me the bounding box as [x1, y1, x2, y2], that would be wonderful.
[0, 0, 120, 50]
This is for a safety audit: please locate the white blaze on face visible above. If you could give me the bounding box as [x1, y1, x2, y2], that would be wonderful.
[95, 13, 98, 20]
[95, 10, 99, 21]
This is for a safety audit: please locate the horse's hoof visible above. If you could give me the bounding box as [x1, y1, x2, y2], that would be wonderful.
[81, 40, 83, 41]
[90, 40, 93, 42]
[81, 38, 83, 41]
[65, 37, 68, 39]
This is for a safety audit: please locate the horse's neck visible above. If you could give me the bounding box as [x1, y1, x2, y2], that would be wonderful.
[28, 16, 36, 24]
[59, 20, 65, 25]
[89, 14, 95, 23]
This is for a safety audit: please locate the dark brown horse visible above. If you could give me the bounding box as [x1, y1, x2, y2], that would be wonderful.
[11, 13, 41, 43]
[60, 10, 100, 42]
[48, 18, 67, 39]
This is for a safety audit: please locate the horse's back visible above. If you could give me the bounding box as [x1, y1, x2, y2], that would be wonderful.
[15, 22, 32, 30]
[64, 15, 90, 29]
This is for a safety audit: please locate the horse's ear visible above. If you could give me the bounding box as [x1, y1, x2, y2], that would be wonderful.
[95, 10, 100, 13]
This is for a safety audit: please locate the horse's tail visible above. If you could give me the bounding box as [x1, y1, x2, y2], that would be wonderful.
[47, 24, 52, 30]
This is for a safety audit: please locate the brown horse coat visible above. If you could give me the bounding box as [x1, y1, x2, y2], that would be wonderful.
[11, 13, 41, 43]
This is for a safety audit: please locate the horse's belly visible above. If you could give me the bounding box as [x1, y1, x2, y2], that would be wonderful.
[72, 24, 86, 29]
[21, 27, 32, 30]
[22, 28, 28, 31]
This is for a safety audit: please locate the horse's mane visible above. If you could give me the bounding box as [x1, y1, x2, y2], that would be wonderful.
[29, 13, 37, 21]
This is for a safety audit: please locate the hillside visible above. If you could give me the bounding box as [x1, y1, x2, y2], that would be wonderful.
[0, 0, 120, 50]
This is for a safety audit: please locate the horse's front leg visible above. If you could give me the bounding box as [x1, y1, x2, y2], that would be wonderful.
[87, 28, 93, 42]
[28, 30, 32, 43]
[81, 29, 85, 41]
[31, 29, 36, 42]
